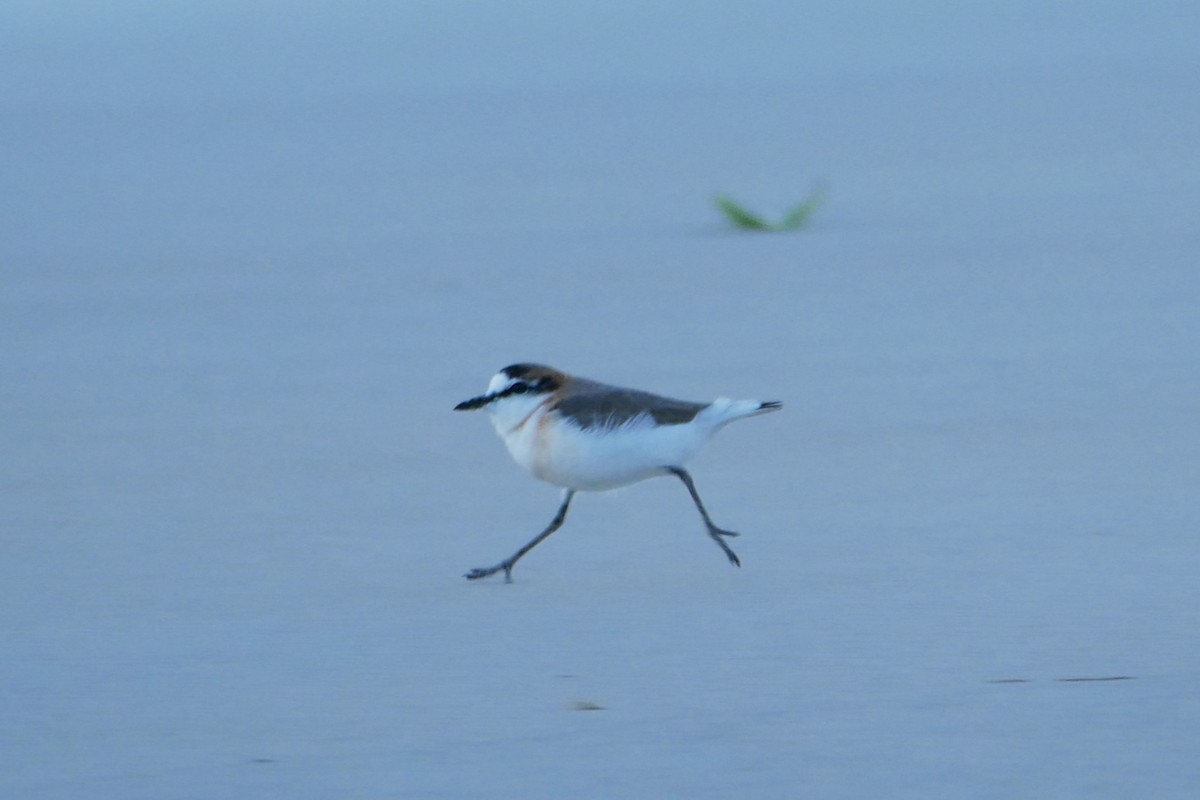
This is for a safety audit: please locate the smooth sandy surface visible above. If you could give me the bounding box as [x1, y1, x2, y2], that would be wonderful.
[4, 3, 1199, 797]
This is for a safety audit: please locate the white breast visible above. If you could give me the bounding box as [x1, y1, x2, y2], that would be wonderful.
[486, 394, 551, 476]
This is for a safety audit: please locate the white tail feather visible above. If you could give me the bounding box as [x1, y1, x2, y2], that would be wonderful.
[702, 398, 782, 429]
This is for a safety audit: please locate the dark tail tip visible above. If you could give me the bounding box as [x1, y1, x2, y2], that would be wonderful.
[759, 401, 783, 411]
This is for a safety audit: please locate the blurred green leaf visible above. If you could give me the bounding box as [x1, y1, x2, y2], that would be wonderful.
[715, 184, 827, 232]
[778, 185, 827, 230]
[714, 195, 772, 230]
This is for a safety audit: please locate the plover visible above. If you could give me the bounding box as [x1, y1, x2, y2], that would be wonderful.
[455, 363, 781, 581]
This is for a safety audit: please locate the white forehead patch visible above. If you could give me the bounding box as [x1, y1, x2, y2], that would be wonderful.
[486, 371, 513, 395]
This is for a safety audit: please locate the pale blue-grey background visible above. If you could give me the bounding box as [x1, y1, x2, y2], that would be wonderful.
[3, 3, 1198, 797]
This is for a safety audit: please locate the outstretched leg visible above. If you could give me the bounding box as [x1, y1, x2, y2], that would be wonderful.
[665, 467, 741, 567]
[465, 489, 576, 582]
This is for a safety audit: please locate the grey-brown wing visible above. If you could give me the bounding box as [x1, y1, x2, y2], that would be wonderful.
[555, 379, 708, 430]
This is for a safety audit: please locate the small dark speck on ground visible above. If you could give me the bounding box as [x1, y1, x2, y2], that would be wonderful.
[571, 700, 606, 711]
[989, 676, 1135, 684]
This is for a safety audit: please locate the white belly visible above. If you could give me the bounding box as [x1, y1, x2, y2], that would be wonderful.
[501, 410, 711, 491]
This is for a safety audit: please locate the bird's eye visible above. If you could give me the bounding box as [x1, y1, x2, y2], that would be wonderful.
[509, 381, 529, 394]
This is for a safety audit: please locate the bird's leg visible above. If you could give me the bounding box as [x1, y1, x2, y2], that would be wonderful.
[665, 466, 741, 567]
[465, 490, 575, 582]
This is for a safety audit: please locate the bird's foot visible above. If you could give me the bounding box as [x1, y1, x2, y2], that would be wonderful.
[706, 526, 742, 567]
[464, 562, 514, 582]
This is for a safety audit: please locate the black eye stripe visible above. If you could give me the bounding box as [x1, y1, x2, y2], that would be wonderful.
[458, 376, 558, 411]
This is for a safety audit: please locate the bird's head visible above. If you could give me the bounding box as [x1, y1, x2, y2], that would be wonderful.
[455, 364, 565, 427]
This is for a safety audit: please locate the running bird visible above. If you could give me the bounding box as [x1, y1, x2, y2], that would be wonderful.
[454, 363, 781, 581]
